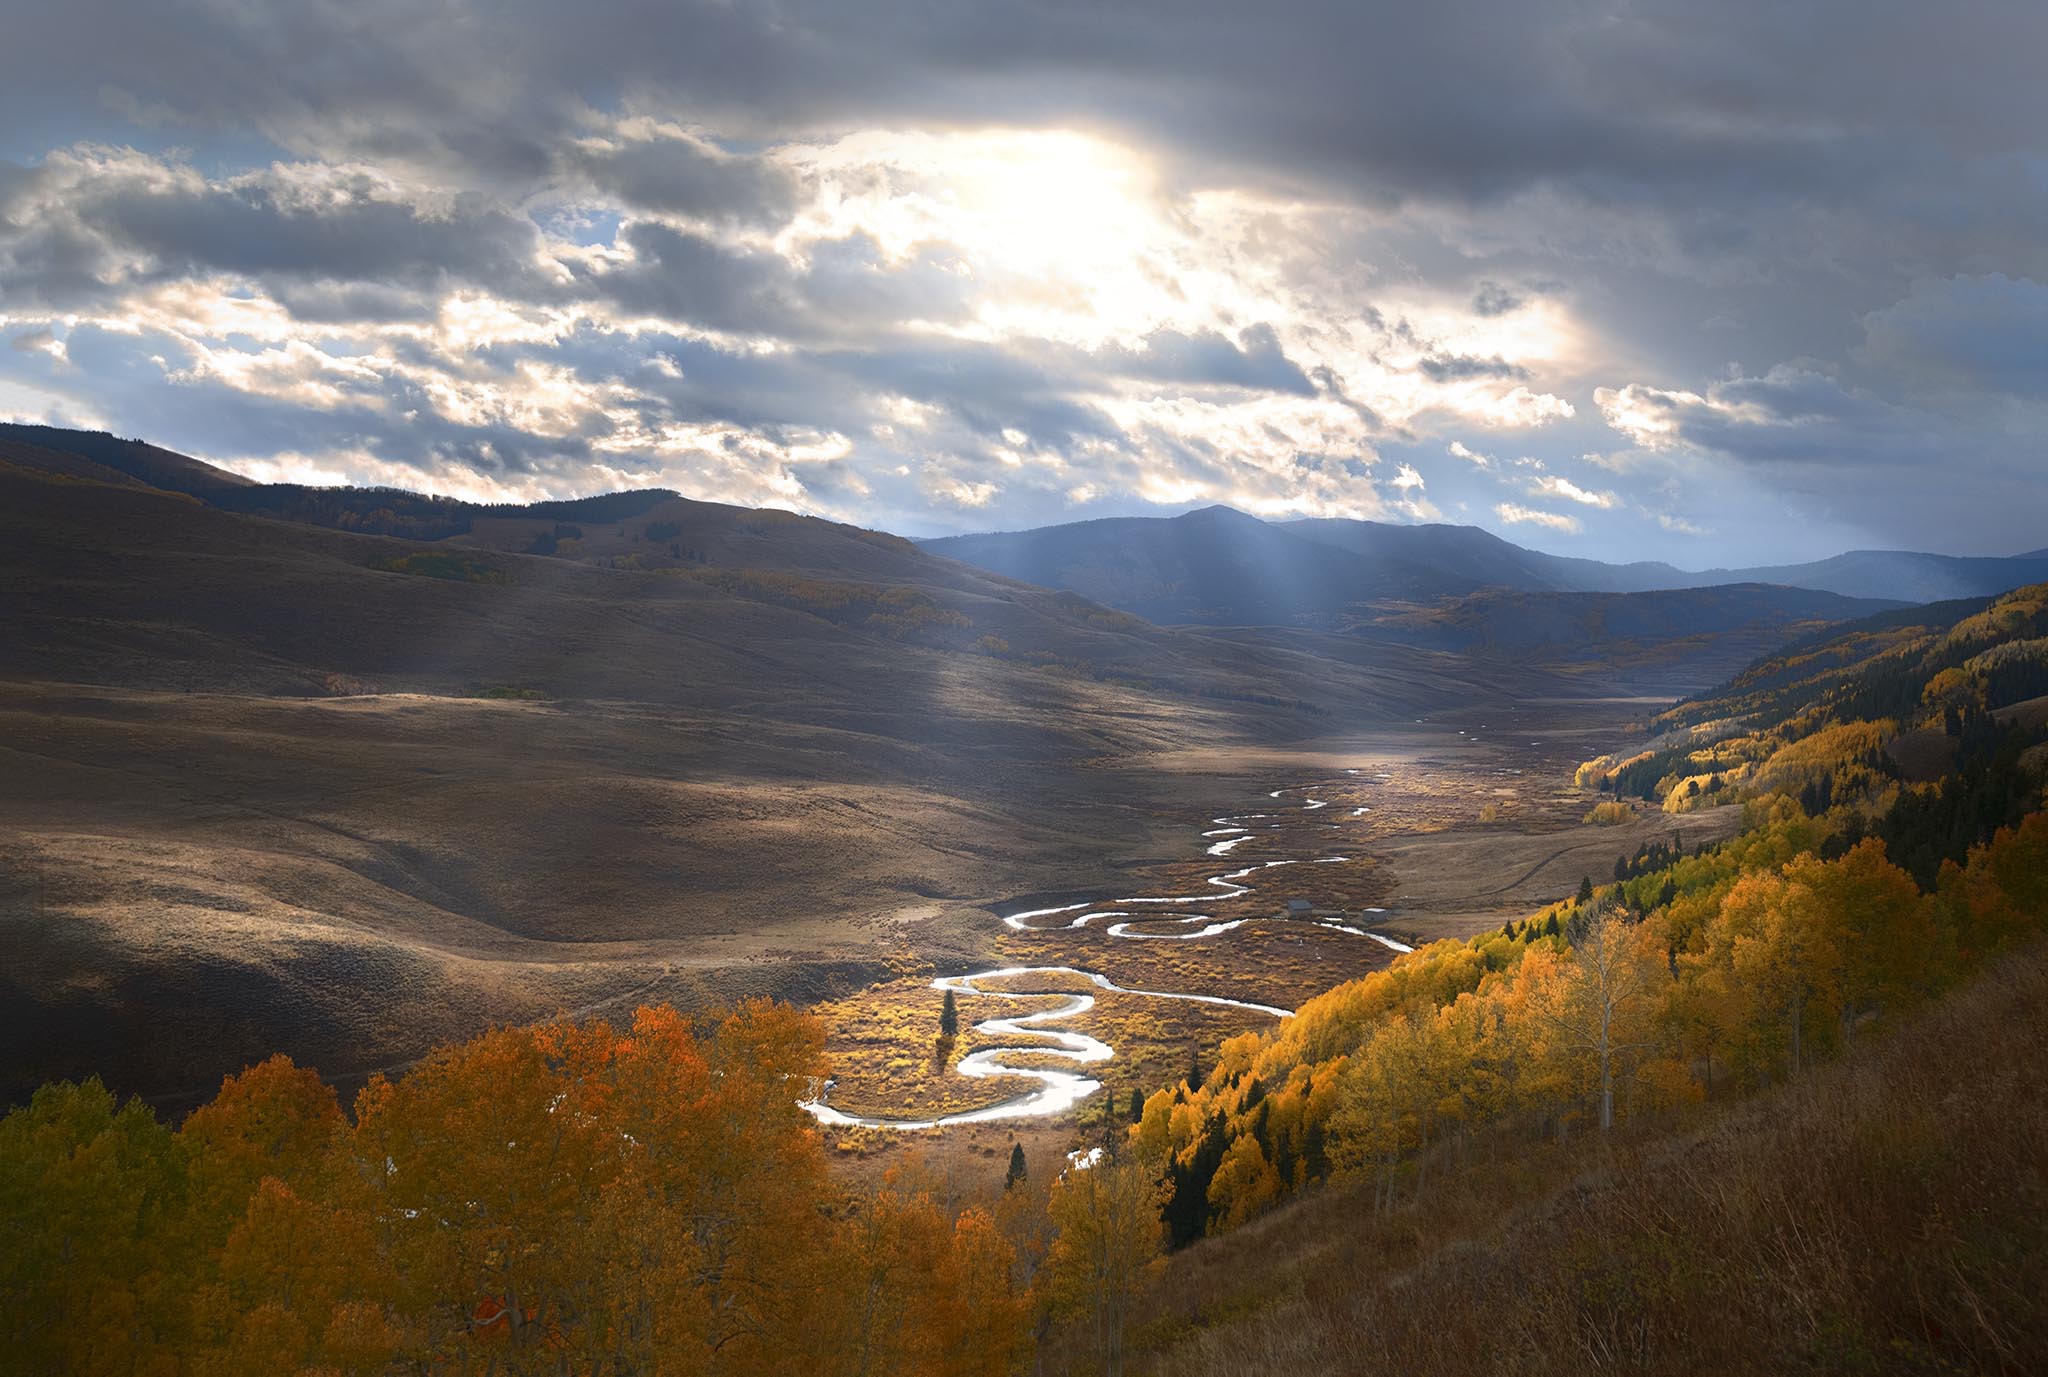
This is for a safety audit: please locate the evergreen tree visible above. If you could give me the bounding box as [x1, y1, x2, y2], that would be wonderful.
[1186, 1047, 1205, 1092]
[939, 989, 959, 1038]
[1128, 1089, 1145, 1123]
[1165, 1114, 1229, 1248]
[1272, 1128, 1296, 1186]
[1301, 1120, 1330, 1180]
[1005, 1142, 1027, 1191]
[1576, 875, 1595, 906]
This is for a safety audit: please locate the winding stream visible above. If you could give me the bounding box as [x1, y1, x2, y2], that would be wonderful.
[801, 783, 1415, 1129]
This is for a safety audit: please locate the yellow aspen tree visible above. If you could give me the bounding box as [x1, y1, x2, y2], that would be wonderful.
[1541, 902, 1666, 1130]
[1044, 1158, 1164, 1377]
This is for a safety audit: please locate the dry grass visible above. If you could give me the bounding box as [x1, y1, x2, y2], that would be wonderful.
[1105, 943, 2048, 1375]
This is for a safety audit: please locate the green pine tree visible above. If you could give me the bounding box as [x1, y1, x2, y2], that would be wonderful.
[939, 989, 959, 1038]
[1005, 1142, 1026, 1190]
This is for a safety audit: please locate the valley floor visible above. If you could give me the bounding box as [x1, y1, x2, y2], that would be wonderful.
[0, 680, 1698, 1132]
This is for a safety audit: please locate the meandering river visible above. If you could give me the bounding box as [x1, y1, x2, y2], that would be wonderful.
[800, 784, 1414, 1129]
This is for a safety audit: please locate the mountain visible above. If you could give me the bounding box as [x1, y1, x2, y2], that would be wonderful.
[920, 505, 1899, 686]
[921, 504, 1467, 624]
[926, 506, 2048, 613]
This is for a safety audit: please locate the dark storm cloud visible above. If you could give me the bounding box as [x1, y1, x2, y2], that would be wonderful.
[8, 1, 2041, 216]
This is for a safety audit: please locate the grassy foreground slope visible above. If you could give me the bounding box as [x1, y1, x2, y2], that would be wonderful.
[1121, 941, 2048, 1376]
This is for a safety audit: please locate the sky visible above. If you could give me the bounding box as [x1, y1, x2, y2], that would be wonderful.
[1, 2, 2043, 565]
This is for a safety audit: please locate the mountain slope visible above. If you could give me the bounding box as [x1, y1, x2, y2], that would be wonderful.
[1091, 581, 2048, 1375]
[0, 422, 254, 496]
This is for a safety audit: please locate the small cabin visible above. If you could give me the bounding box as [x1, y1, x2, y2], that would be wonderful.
[1284, 898, 1314, 917]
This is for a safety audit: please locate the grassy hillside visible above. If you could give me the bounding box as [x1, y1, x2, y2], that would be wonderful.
[1, 451, 1570, 1111]
[1069, 584, 2048, 1374]
[0, 422, 255, 495]
[1112, 940, 2048, 1375]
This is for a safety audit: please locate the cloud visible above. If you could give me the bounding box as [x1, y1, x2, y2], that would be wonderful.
[1528, 474, 1614, 507]
[1417, 353, 1528, 383]
[1494, 502, 1580, 534]
[1471, 282, 1523, 317]
[1857, 273, 2048, 403]
[9, 326, 65, 363]
[0, 2, 2040, 556]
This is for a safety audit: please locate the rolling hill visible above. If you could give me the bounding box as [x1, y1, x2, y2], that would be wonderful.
[1, 434, 1559, 1111]
[0, 422, 1953, 1107]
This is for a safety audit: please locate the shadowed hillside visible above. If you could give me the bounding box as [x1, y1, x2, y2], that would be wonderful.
[0, 449, 1556, 1112]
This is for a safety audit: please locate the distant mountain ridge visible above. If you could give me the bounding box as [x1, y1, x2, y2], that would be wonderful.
[0, 422, 1993, 689]
[925, 505, 2048, 614]
[11, 423, 2034, 610]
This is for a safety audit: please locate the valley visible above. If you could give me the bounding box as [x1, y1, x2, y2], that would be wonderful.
[0, 431, 1715, 1117]
[4, 425, 2045, 1376]
[3, 15, 2041, 1367]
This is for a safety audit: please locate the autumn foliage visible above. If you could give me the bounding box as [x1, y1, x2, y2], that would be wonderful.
[1135, 805, 2048, 1242]
[0, 1002, 1032, 1376]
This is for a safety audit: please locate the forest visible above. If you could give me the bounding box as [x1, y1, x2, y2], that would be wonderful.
[0, 1003, 1047, 1376]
